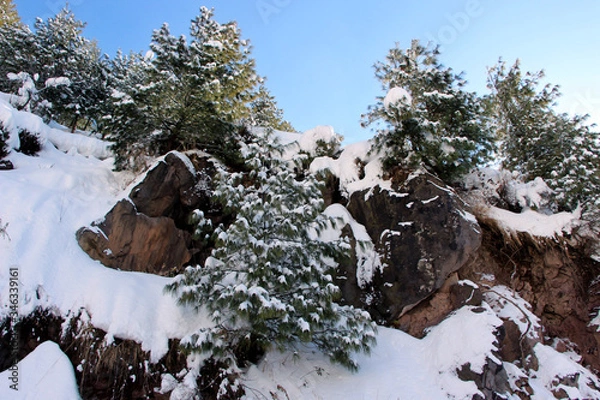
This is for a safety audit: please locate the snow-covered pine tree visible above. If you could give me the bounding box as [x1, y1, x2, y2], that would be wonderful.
[0, 0, 19, 27]
[0, 21, 36, 94]
[486, 59, 600, 213]
[33, 7, 110, 131]
[248, 81, 295, 131]
[166, 129, 376, 395]
[102, 50, 154, 169]
[362, 40, 495, 182]
[108, 7, 262, 170]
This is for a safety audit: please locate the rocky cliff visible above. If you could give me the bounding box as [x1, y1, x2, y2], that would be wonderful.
[3, 146, 600, 399]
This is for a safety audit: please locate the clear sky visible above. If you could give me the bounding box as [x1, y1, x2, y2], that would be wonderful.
[13, 0, 600, 143]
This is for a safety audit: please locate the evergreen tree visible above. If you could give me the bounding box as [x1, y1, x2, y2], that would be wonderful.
[0, 22, 36, 94]
[166, 130, 376, 395]
[102, 50, 153, 169]
[33, 7, 110, 131]
[362, 40, 495, 182]
[0, 7, 110, 131]
[248, 81, 295, 131]
[189, 7, 258, 123]
[486, 59, 600, 213]
[107, 7, 259, 169]
[0, 0, 19, 27]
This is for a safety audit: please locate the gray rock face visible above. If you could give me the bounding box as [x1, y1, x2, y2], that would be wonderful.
[344, 172, 481, 323]
[77, 151, 218, 275]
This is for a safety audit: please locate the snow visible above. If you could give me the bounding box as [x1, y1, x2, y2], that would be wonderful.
[504, 176, 553, 211]
[297, 125, 340, 153]
[0, 101, 211, 363]
[45, 77, 71, 87]
[310, 140, 392, 197]
[244, 305, 502, 400]
[0, 97, 111, 159]
[321, 204, 382, 289]
[383, 86, 412, 109]
[0, 341, 80, 399]
[484, 206, 579, 238]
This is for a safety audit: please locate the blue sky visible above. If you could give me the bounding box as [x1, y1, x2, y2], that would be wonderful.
[13, 0, 600, 143]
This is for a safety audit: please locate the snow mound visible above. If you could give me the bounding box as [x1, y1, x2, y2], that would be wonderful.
[0, 341, 80, 399]
[0, 96, 111, 159]
[383, 86, 412, 109]
[244, 305, 502, 400]
[310, 140, 390, 197]
[484, 206, 579, 238]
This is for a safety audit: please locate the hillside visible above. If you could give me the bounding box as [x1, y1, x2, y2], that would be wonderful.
[1, 95, 600, 399]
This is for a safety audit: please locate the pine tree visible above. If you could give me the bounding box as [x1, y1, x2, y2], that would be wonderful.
[248, 81, 295, 131]
[107, 7, 259, 169]
[486, 59, 600, 213]
[362, 40, 495, 182]
[102, 51, 154, 169]
[33, 7, 110, 131]
[188, 7, 258, 123]
[166, 129, 376, 395]
[0, 22, 36, 94]
[0, 0, 19, 27]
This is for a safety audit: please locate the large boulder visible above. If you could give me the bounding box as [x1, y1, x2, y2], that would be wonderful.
[77, 151, 219, 275]
[130, 151, 216, 225]
[77, 200, 192, 275]
[344, 172, 481, 323]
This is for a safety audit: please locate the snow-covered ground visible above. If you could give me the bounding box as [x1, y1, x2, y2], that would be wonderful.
[1, 97, 599, 399]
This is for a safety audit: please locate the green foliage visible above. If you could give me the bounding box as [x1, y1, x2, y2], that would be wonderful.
[362, 40, 495, 182]
[0, 7, 110, 131]
[105, 7, 259, 170]
[486, 59, 600, 213]
[17, 128, 42, 156]
[0, 0, 20, 27]
[166, 129, 376, 394]
[248, 82, 295, 131]
[0, 23, 36, 94]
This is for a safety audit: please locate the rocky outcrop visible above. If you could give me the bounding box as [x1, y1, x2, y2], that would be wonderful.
[344, 172, 481, 324]
[130, 151, 216, 224]
[77, 151, 219, 275]
[460, 219, 600, 374]
[77, 199, 192, 275]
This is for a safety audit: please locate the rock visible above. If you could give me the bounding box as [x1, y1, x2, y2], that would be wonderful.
[77, 200, 192, 275]
[130, 151, 216, 225]
[77, 151, 221, 275]
[345, 172, 481, 324]
[457, 359, 511, 400]
[0, 160, 14, 170]
[0, 308, 186, 400]
[394, 275, 483, 337]
[461, 220, 600, 373]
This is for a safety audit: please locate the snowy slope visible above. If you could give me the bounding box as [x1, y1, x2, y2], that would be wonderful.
[1, 97, 599, 399]
[0, 98, 210, 362]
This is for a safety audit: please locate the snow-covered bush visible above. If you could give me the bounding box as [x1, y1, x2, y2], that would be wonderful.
[17, 127, 42, 156]
[166, 129, 376, 397]
[0, 122, 9, 159]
